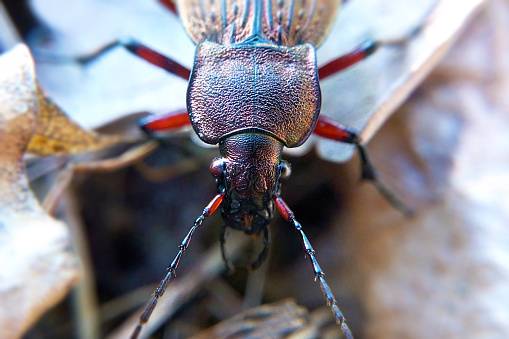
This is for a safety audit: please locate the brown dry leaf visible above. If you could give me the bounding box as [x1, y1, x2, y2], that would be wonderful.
[0, 44, 120, 339]
[312, 0, 486, 161]
[191, 300, 343, 339]
[332, 1, 509, 338]
[27, 87, 120, 156]
[190, 300, 310, 339]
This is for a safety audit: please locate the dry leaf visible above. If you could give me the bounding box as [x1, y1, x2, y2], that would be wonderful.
[313, 0, 485, 161]
[27, 87, 120, 155]
[0, 44, 78, 339]
[190, 300, 309, 339]
[0, 44, 120, 338]
[333, 1, 509, 338]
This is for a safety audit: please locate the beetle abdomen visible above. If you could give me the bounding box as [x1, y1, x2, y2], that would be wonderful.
[176, 0, 342, 47]
[187, 41, 321, 147]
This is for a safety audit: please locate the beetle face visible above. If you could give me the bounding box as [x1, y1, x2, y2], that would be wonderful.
[187, 41, 321, 148]
[210, 133, 284, 233]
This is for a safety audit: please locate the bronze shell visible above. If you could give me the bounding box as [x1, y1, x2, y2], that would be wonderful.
[176, 0, 342, 47]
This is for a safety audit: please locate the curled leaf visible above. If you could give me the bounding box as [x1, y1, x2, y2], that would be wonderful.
[0, 44, 120, 338]
[190, 300, 309, 339]
[28, 88, 120, 156]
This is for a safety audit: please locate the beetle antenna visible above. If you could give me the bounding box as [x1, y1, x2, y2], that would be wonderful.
[274, 196, 354, 339]
[130, 193, 225, 339]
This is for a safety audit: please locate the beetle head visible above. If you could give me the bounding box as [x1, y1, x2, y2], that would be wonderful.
[209, 133, 291, 234]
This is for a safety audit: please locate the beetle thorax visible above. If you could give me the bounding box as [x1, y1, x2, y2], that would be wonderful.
[187, 40, 321, 148]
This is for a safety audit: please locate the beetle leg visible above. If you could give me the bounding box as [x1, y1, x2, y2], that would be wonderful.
[74, 38, 190, 80]
[318, 39, 378, 79]
[138, 110, 190, 136]
[273, 196, 353, 339]
[131, 193, 224, 339]
[249, 227, 270, 270]
[319, 2, 436, 80]
[220, 227, 270, 271]
[220, 225, 235, 273]
[159, 0, 177, 14]
[314, 116, 413, 216]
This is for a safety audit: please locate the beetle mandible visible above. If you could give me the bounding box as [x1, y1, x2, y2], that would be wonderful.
[75, 0, 432, 337]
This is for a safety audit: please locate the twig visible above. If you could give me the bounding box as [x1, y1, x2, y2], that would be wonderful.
[60, 190, 100, 339]
[43, 142, 158, 214]
[134, 157, 203, 182]
[204, 280, 243, 320]
[106, 232, 249, 339]
[242, 251, 270, 310]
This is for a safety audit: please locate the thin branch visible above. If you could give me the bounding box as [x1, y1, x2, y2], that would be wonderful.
[60, 190, 100, 339]
[107, 232, 248, 339]
[43, 142, 158, 214]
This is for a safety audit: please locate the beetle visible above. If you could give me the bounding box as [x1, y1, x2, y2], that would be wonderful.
[44, 0, 442, 338]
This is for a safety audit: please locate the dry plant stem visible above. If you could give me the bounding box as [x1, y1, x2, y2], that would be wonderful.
[134, 156, 204, 182]
[242, 250, 270, 310]
[60, 190, 100, 339]
[107, 232, 249, 339]
[43, 168, 73, 214]
[43, 141, 158, 214]
[204, 280, 243, 320]
[68, 141, 158, 173]
[27, 156, 68, 182]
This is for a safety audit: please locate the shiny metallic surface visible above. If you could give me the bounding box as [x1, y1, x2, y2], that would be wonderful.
[188, 41, 321, 147]
[218, 133, 283, 233]
[176, 0, 341, 46]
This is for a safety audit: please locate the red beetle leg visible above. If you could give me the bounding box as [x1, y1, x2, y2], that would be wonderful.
[319, 40, 378, 80]
[139, 110, 190, 135]
[159, 0, 177, 14]
[77, 38, 191, 80]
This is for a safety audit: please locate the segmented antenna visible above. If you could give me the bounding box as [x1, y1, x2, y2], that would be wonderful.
[274, 196, 354, 339]
[130, 193, 225, 339]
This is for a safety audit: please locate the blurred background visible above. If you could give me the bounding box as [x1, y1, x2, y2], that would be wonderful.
[1, 0, 509, 338]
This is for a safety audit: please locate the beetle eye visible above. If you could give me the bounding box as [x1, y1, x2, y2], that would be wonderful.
[209, 158, 226, 178]
[279, 161, 292, 179]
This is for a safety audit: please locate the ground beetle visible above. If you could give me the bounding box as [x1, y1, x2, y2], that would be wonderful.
[73, 1, 434, 337]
